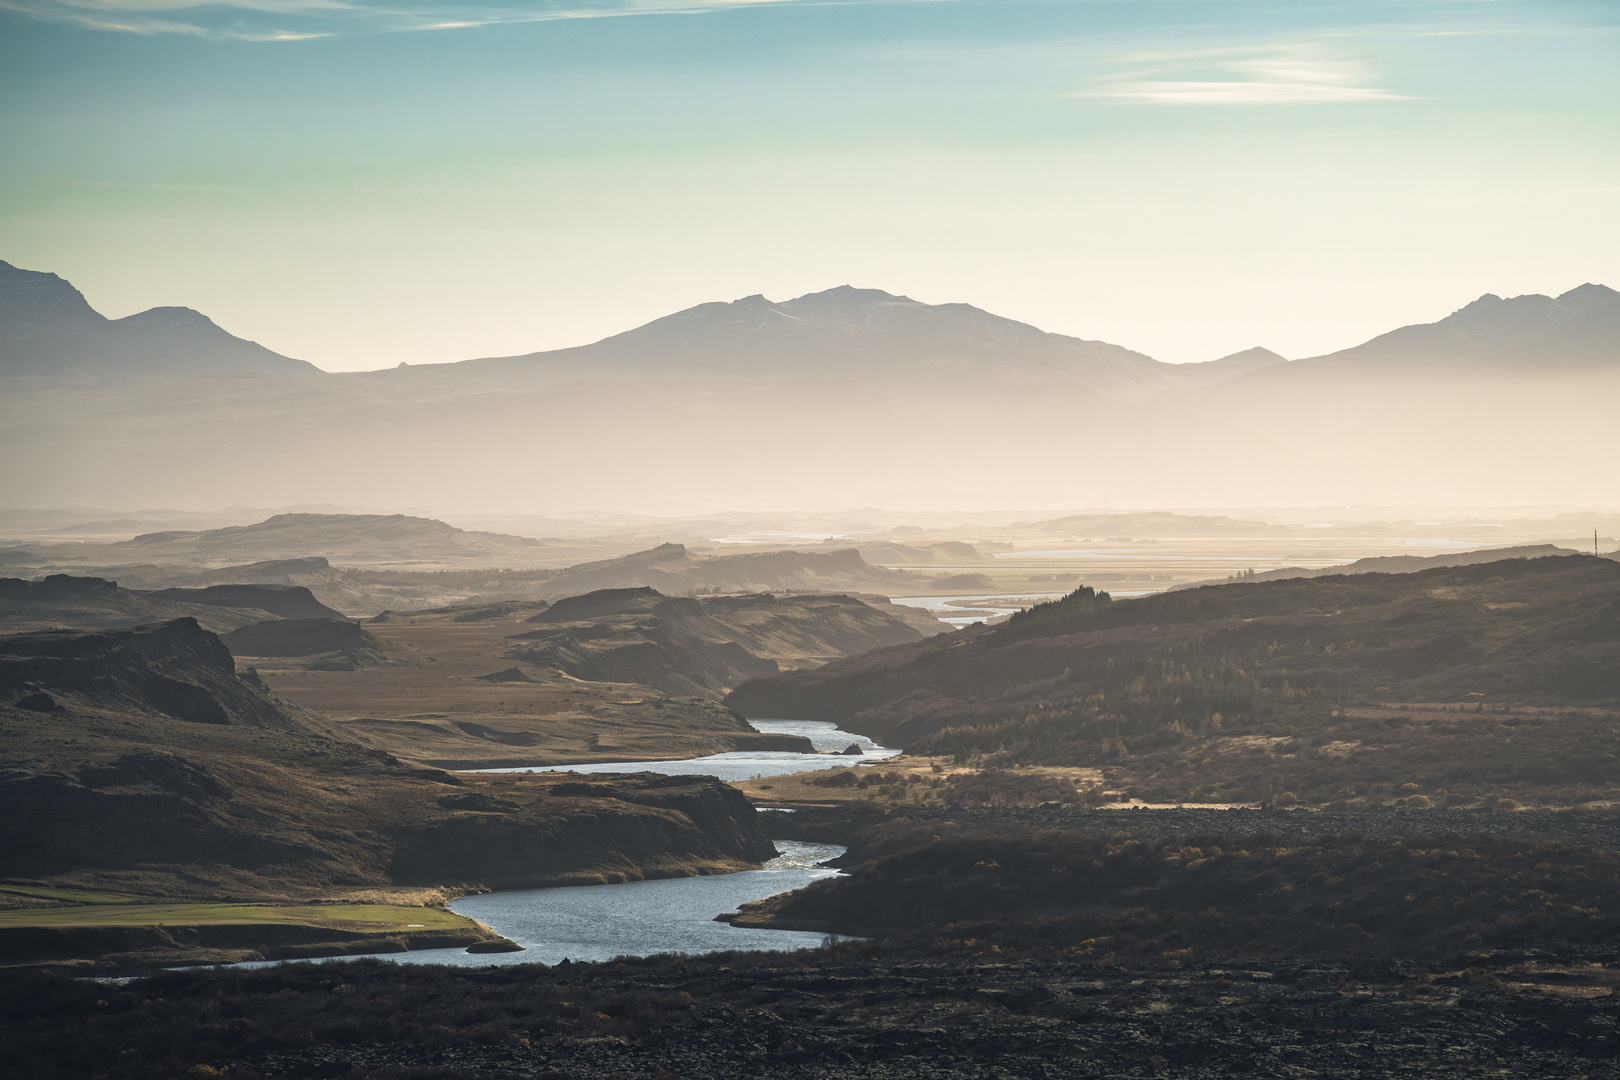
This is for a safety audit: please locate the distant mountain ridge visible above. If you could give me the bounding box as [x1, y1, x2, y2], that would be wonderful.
[4, 257, 1617, 511]
[111, 513, 542, 564]
[5, 257, 1615, 388]
[428, 286, 1278, 401]
[0, 260, 316, 376]
[1231, 284, 1620, 387]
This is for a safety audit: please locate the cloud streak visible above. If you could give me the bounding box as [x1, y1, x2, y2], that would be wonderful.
[0, 0, 846, 39]
[1079, 42, 1410, 105]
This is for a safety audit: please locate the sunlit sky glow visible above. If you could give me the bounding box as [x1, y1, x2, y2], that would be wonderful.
[2, 0, 1617, 370]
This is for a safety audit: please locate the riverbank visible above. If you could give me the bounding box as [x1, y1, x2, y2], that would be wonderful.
[0, 890, 517, 972]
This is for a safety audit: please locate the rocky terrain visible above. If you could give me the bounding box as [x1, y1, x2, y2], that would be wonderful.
[727, 554, 1620, 808]
[4, 935, 1611, 1078]
[735, 817, 1620, 947]
[221, 617, 406, 671]
[0, 573, 942, 768]
[248, 585, 936, 768]
[509, 586, 932, 697]
[0, 618, 775, 964]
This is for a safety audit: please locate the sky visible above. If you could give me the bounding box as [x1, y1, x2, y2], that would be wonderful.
[1, 0, 1617, 371]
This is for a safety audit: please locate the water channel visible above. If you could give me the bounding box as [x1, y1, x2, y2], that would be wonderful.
[237, 721, 890, 969]
[463, 718, 901, 781]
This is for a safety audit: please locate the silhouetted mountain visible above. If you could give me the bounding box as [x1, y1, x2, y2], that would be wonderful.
[429, 286, 1226, 401]
[108, 513, 543, 564]
[1234, 284, 1620, 385]
[3, 260, 1617, 510]
[1167, 346, 1287, 387]
[0, 260, 317, 376]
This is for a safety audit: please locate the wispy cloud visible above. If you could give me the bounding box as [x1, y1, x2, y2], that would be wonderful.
[0, 0, 353, 37]
[1079, 42, 1410, 105]
[0, 0, 840, 39]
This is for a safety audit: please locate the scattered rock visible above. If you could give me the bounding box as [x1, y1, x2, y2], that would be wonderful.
[475, 667, 536, 683]
[437, 792, 520, 813]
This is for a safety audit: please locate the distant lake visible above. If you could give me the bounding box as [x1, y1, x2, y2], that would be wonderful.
[462, 719, 901, 782]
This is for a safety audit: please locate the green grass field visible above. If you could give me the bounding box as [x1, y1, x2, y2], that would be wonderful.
[0, 898, 477, 933]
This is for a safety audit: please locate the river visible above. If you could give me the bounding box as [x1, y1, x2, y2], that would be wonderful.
[233, 721, 888, 969]
[463, 718, 902, 781]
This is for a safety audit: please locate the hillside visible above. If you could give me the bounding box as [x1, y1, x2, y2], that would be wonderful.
[733, 821, 1620, 970]
[1173, 543, 1578, 589]
[0, 619, 774, 917]
[0, 260, 316, 377]
[533, 542, 948, 597]
[249, 587, 931, 769]
[39, 557, 562, 617]
[727, 554, 1620, 807]
[0, 574, 349, 635]
[850, 540, 996, 566]
[512, 586, 930, 696]
[0, 573, 935, 769]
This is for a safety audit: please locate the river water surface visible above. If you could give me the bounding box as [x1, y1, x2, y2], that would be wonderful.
[230, 841, 845, 970]
[232, 721, 885, 969]
[463, 718, 901, 781]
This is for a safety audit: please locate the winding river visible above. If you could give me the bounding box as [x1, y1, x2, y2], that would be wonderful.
[236, 721, 890, 969]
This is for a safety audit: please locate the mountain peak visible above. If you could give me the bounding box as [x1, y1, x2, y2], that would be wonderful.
[786, 285, 914, 306]
[114, 306, 223, 330]
[0, 261, 315, 376]
[1556, 283, 1620, 315]
[0, 258, 106, 334]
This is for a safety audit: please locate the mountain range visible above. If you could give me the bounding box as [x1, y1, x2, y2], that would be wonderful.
[0, 261, 317, 377]
[2, 258, 1616, 510]
[6, 258, 1614, 386]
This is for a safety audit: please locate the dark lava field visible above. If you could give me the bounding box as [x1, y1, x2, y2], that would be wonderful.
[6, 943, 1613, 1079]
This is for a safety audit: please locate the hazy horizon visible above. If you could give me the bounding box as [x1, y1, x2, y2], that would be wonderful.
[3, 0, 1617, 371]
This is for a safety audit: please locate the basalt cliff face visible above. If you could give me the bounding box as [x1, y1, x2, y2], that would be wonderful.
[1, 619, 775, 901]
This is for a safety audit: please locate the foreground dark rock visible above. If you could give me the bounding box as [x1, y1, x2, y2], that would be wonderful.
[4, 945, 1613, 1079]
